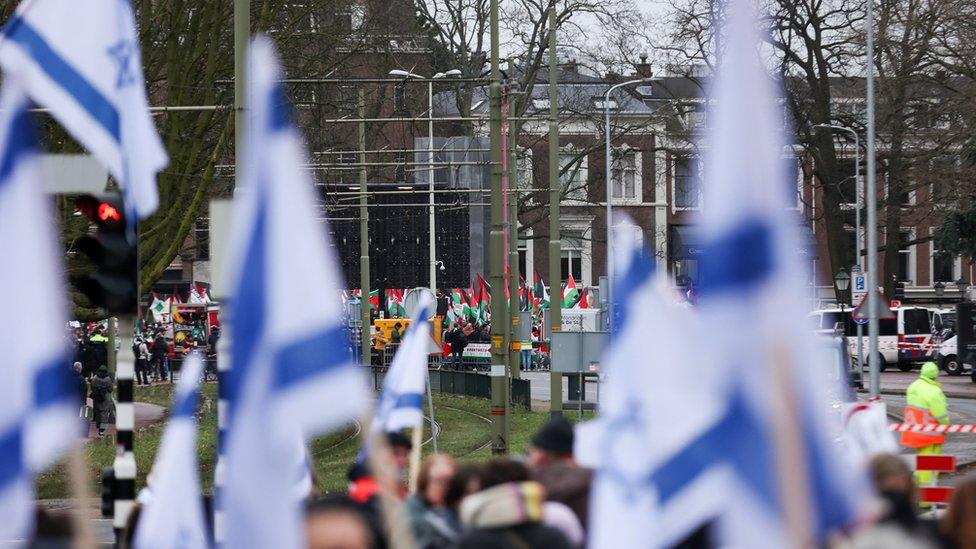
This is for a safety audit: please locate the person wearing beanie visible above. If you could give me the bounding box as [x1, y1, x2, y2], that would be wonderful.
[901, 361, 950, 488]
[527, 416, 593, 531]
[89, 365, 115, 436]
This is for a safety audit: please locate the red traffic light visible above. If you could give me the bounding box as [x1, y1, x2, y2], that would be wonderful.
[75, 193, 125, 227]
[98, 203, 121, 222]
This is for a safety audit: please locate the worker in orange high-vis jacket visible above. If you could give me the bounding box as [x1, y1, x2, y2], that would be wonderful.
[901, 362, 950, 487]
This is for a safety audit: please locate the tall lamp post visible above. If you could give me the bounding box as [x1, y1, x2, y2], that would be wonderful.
[604, 78, 651, 330]
[814, 124, 862, 371]
[389, 69, 462, 292]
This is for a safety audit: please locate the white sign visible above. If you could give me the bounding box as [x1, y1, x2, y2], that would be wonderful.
[462, 343, 491, 359]
[41, 154, 108, 194]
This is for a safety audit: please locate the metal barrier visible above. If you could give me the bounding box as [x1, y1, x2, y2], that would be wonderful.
[366, 366, 531, 408]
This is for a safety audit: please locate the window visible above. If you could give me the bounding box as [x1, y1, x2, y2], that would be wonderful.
[594, 99, 618, 110]
[393, 83, 406, 113]
[394, 152, 406, 183]
[559, 150, 586, 201]
[531, 98, 550, 111]
[903, 308, 931, 335]
[896, 229, 914, 284]
[194, 218, 210, 261]
[518, 238, 528, 279]
[932, 232, 958, 284]
[674, 156, 701, 209]
[611, 148, 639, 201]
[561, 231, 583, 282]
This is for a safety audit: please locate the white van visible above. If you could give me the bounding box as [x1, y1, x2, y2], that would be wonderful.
[933, 335, 967, 375]
[810, 306, 947, 372]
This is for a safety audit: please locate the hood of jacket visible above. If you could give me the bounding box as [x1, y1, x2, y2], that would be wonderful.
[459, 481, 545, 530]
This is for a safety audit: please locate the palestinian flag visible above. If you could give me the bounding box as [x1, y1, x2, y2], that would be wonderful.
[562, 274, 580, 308]
[533, 271, 549, 310]
[476, 274, 491, 322]
[385, 289, 407, 317]
[574, 287, 590, 309]
[369, 290, 380, 310]
[148, 292, 170, 323]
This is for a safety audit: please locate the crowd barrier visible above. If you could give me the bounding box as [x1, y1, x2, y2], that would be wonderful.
[366, 365, 531, 408]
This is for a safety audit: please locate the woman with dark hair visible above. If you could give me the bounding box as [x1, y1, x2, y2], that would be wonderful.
[405, 454, 459, 549]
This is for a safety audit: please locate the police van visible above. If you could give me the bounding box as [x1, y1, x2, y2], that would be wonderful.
[810, 306, 948, 372]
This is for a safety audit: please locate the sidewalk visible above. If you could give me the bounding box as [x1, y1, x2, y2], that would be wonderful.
[86, 401, 166, 438]
[872, 370, 976, 399]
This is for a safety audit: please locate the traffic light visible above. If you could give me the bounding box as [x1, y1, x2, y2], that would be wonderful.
[72, 193, 137, 313]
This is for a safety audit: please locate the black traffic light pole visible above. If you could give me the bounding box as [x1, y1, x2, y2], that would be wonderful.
[71, 194, 138, 539]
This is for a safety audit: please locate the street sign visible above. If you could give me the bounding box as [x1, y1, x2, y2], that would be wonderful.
[852, 291, 896, 322]
[852, 273, 867, 303]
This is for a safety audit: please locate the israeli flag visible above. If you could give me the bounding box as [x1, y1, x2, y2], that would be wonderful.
[134, 353, 209, 549]
[221, 36, 369, 549]
[0, 0, 167, 219]
[374, 295, 434, 433]
[583, 218, 723, 549]
[0, 83, 76, 542]
[629, 0, 864, 544]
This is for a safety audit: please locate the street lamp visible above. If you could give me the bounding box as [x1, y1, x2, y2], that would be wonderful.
[389, 68, 461, 292]
[957, 277, 970, 301]
[834, 268, 851, 301]
[604, 77, 652, 331]
[814, 124, 863, 375]
[934, 281, 945, 310]
[834, 268, 851, 336]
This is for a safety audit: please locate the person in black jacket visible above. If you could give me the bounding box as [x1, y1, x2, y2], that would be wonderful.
[445, 323, 467, 370]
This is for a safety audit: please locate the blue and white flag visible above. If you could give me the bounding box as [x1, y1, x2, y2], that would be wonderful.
[221, 35, 369, 549]
[635, 0, 865, 544]
[374, 295, 434, 434]
[134, 353, 208, 549]
[0, 0, 167, 219]
[0, 83, 76, 543]
[583, 218, 722, 549]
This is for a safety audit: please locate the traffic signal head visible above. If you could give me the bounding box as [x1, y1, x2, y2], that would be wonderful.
[72, 193, 137, 313]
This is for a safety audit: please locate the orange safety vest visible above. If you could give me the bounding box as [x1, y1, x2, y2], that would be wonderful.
[901, 405, 946, 448]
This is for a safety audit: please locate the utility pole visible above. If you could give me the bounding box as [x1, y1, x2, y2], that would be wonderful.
[489, 0, 510, 455]
[547, 1, 563, 417]
[865, 0, 880, 397]
[508, 102, 521, 381]
[234, 0, 249, 181]
[359, 89, 372, 366]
